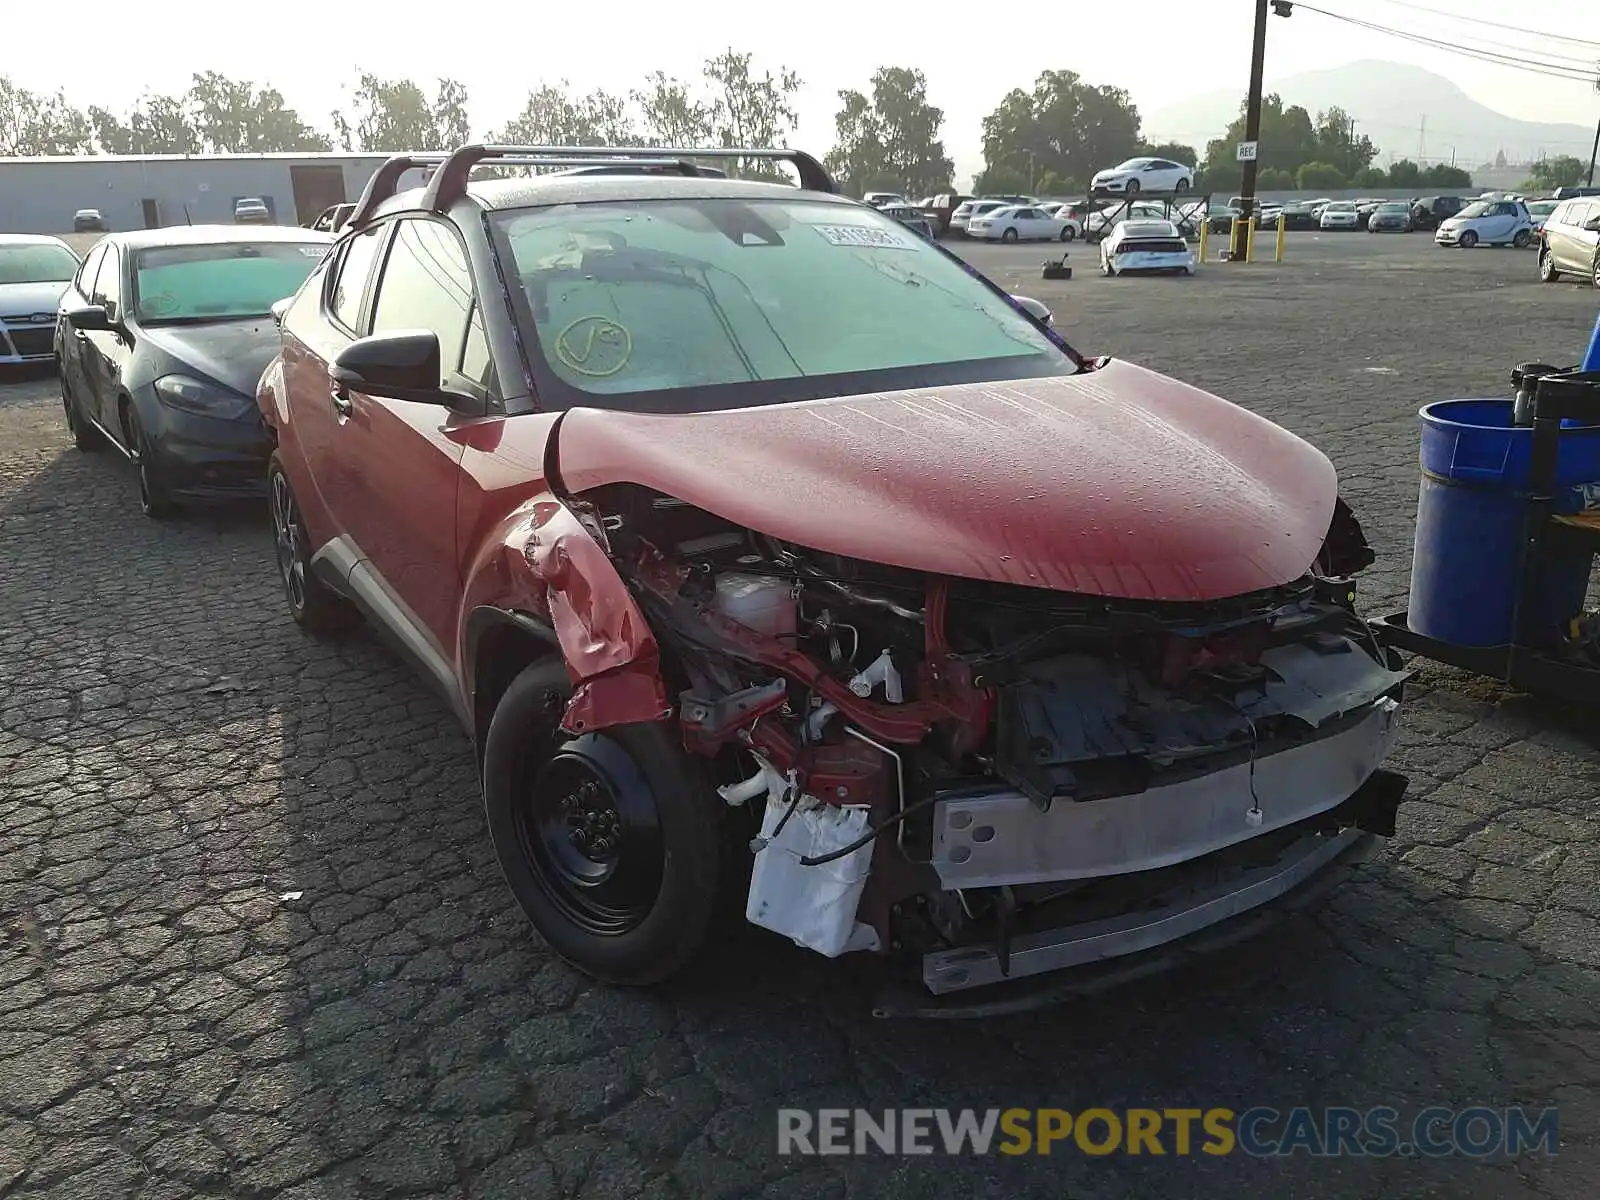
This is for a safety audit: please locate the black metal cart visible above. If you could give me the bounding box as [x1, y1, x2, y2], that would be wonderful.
[1370, 369, 1600, 702]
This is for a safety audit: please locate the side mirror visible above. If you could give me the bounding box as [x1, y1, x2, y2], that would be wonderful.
[331, 330, 485, 415]
[65, 305, 111, 332]
[1010, 294, 1053, 327]
[1585, 217, 1600, 233]
[271, 298, 291, 329]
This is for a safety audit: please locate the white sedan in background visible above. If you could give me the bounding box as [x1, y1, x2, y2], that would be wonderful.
[1090, 156, 1195, 195]
[1099, 219, 1197, 276]
[1319, 201, 1361, 231]
[966, 204, 1079, 242]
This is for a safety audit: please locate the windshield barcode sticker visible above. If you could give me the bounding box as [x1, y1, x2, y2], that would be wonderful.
[812, 224, 917, 250]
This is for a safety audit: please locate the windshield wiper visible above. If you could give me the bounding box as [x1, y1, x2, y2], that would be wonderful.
[140, 312, 270, 326]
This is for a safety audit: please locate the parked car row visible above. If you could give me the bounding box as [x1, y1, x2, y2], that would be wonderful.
[21, 143, 1414, 1007]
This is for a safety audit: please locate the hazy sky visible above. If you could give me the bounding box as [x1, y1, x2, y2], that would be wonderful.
[9, 0, 1599, 180]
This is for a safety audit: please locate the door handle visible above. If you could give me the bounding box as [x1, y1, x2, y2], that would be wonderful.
[331, 387, 353, 417]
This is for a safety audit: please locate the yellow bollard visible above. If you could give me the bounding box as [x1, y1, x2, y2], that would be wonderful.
[1246, 218, 1257, 263]
[1229, 216, 1242, 259]
[1197, 219, 1208, 265]
[1275, 213, 1286, 263]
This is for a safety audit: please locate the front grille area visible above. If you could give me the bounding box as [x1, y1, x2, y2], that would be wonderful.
[1, 326, 54, 358]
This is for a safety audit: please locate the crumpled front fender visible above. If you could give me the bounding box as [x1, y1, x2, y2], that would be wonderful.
[460, 495, 670, 734]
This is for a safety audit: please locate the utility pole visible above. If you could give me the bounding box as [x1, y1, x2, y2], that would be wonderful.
[1231, 0, 1271, 261]
[1589, 116, 1599, 188]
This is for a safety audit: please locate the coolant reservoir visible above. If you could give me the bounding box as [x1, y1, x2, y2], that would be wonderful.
[712, 573, 797, 637]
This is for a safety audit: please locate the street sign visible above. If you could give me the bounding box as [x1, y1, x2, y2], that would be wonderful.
[1236, 141, 1259, 162]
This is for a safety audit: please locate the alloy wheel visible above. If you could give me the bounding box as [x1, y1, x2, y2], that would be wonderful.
[270, 470, 307, 614]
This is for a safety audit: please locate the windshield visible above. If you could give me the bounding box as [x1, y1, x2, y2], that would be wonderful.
[131, 242, 328, 322]
[1378, 203, 1408, 212]
[492, 197, 1077, 413]
[0, 243, 79, 285]
[1326, 202, 1356, 212]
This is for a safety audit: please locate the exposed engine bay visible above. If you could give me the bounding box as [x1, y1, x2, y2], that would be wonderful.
[568, 482, 1409, 996]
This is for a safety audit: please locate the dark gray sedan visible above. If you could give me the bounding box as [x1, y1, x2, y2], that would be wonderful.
[1367, 201, 1413, 233]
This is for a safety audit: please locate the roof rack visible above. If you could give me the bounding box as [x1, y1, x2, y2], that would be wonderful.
[418, 144, 836, 214]
[347, 153, 450, 230]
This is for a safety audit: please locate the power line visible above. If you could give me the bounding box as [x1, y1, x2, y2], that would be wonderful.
[1361, 0, 1600, 51]
[1291, 3, 1600, 83]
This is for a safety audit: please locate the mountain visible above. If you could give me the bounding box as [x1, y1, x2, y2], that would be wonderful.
[1144, 60, 1595, 167]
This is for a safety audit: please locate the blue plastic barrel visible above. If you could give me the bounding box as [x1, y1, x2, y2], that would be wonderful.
[1408, 398, 1600, 647]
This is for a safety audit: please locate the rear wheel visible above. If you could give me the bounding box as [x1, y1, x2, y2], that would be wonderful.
[482, 659, 724, 986]
[1512, 229, 1532, 249]
[1001, 228, 1018, 243]
[1459, 230, 1479, 249]
[1174, 177, 1190, 192]
[1060, 226, 1075, 242]
[268, 454, 357, 634]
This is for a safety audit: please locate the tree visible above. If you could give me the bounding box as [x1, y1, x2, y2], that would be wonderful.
[1420, 163, 1472, 189]
[703, 49, 801, 151]
[1258, 167, 1296, 190]
[1311, 107, 1377, 181]
[495, 83, 636, 146]
[1386, 158, 1423, 188]
[1351, 165, 1387, 188]
[89, 93, 199, 155]
[1525, 155, 1587, 191]
[1202, 94, 1316, 183]
[631, 72, 714, 147]
[187, 71, 331, 153]
[333, 74, 471, 152]
[0, 76, 92, 155]
[1295, 161, 1346, 190]
[825, 67, 953, 198]
[980, 71, 1142, 197]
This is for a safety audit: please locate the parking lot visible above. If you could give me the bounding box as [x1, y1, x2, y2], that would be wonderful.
[3, 229, 1600, 1199]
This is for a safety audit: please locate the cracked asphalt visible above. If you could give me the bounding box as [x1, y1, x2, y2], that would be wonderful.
[4, 231, 1600, 1199]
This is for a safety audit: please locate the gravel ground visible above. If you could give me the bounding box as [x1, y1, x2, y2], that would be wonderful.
[3, 230, 1600, 1200]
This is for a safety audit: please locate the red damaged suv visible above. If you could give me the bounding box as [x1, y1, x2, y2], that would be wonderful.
[258, 145, 1407, 1012]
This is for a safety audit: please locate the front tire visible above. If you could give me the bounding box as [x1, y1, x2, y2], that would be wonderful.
[62, 375, 98, 452]
[123, 403, 175, 519]
[482, 660, 724, 986]
[1125, 180, 1140, 196]
[268, 455, 357, 634]
[1459, 230, 1479, 249]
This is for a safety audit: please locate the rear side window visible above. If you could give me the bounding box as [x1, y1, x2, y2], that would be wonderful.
[329, 226, 385, 332]
[369, 219, 475, 380]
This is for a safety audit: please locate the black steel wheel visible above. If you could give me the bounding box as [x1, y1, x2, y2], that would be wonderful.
[268, 454, 356, 634]
[123, 403, 175, 519]
[482, 659, 723, 985]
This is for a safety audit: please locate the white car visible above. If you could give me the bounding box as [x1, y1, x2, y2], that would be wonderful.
[1085, 200, 1169, 239]
[1099, 219, 1197, 276]
[0, 234, 80, 365]
[862, 192, 906, 208]
[951, 199, 1008, 236]
[1435, 198, 1534, 249]
[1319, 201, 1361, 231]
[967, 204, 1079, 243]
[1090, 157, 1195, 196]
[1526, 199, 1559, 234]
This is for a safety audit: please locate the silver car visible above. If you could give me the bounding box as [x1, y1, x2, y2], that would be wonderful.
[1538, 197, 1600, 286]
[0, 234, 80, 365]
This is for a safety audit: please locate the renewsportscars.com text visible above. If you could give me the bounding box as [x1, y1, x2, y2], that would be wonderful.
[777, 1106, 1559, 1158]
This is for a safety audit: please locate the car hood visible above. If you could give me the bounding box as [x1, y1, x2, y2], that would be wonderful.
[551, 359, 1338, 603]
[139, 318, 282, 396]
[0, 280, 71, 318]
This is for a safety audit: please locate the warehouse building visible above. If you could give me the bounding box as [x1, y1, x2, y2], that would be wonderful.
[0, 153, 432, 235]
